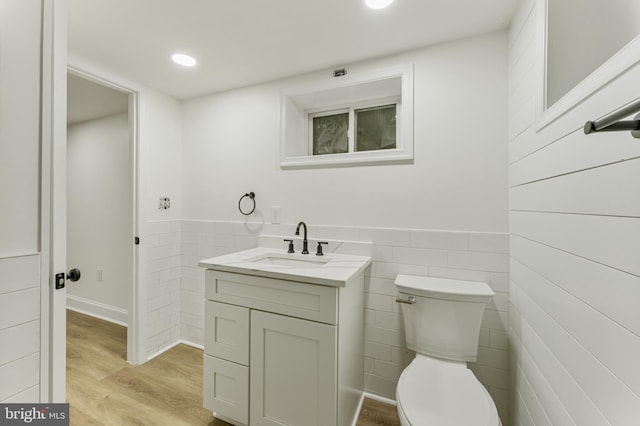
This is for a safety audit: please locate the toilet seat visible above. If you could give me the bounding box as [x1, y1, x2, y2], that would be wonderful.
[396, 355, 501, 426]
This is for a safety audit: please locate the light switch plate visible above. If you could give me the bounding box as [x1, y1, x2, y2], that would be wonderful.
[270, 206, 281, 224]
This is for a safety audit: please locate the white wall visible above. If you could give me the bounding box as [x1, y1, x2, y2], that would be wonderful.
[0, 0, 42, 257]
[181, 31, 511, 421]
[546, 0, 640, 106]
[182, 31, 509, 233]
[509, 0, 640, 424]
[67, 113, 130, 322]
[0, 0, 43, 403]
[67, 54, 183, 361]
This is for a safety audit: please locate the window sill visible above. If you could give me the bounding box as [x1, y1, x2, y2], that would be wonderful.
[280, 148, 413, 169]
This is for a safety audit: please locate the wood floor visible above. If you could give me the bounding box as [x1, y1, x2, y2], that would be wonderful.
[66, 310, 400, 426]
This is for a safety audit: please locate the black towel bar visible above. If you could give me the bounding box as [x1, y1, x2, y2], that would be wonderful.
[584, 98, 640, 139]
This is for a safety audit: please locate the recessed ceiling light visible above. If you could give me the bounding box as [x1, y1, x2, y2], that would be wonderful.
[364, 0, 394, 9]
[171, 53, 197, 67]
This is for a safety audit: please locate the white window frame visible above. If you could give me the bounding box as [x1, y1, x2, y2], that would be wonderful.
[280, 64, 413, 168]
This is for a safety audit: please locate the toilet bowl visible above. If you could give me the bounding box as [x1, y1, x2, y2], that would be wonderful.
[394, 274, 501, 426]
[395, 355, 501, 426]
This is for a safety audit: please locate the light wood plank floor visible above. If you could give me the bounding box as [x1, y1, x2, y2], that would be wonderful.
[67, 310, 400, 425]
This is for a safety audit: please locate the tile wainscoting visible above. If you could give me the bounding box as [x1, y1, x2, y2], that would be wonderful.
[146, 220, 510, 422]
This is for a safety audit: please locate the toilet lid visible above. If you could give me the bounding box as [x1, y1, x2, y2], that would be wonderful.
[397, 356, 500, 426]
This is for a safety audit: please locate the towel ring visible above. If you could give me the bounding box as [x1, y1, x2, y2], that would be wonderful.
[238, 192, 256, 215]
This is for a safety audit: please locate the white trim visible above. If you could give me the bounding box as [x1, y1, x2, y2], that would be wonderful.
[66, 65, 143, 365]
[66, 296, 128, 327]
[145, 339, 204, 362]
[40, 0, 68, 403]
[536, 0, 640, 130]
[179, 339, 205, 351]
[281, 64, 413, 168]
[351, 392, 398, 426]
[362, 391, 397, 406]
[351, 392, 366, 426]
[39, 0, 53, 401]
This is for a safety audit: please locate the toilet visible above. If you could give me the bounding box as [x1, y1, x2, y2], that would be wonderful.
[394, 274, 501, 426]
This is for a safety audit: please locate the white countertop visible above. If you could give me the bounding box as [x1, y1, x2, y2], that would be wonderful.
[198, 247, 372, 287]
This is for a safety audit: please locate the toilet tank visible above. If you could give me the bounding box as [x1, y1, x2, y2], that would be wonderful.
[395, 274, 495, 362]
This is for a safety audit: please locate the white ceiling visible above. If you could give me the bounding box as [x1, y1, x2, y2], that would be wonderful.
[67, 73, 128, 125]
[68, 0, 519, 101]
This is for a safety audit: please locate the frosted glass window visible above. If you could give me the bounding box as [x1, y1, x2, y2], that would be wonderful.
[355, 104, 396, 152]
[312, 112, 349, 155]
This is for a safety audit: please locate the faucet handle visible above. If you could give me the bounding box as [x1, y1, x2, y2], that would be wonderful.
[316, 241, 328, 256]
[283, 239, 295, 253]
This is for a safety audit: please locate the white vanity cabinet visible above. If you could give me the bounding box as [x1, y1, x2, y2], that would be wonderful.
[202, 269, 365, 426]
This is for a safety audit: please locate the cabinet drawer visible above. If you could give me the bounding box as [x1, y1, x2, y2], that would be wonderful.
[205, 270, 338, 324]
[205, 301, 249, 365]
[203, 355, 249, 425]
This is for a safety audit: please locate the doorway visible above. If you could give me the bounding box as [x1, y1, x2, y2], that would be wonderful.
[66, 68, 140, 365]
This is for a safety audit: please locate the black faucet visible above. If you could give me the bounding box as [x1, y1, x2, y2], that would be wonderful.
[295, 221, 309, 254]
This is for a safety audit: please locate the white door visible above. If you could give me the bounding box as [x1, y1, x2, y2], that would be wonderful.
[0, 0, 66, 404]
[42, 0, 69, 402]
[250, 310, 337, 426]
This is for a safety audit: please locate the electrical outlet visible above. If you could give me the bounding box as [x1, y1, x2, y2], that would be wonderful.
[97, 268, 103, 282]
[158, 197, 171, 210]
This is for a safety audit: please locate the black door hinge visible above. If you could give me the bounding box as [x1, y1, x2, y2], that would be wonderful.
[134, 236, 140, 245]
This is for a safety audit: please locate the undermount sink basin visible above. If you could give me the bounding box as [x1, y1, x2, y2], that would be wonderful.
[199, 245, 373, 286]
[251, 254, 330, 268]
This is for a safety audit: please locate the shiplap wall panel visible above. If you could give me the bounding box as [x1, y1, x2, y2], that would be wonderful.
[510, 158, 640, 216]
[511, 211, 640, 275]
[0, 353, 39, 402]
[509, 0, 640, 423]
[510, 68, 536, 122]
[0, 320, 39, 366]
[509, 22, 536, 93]
[509, 129, 640, 186]
[516, 282, 640, 424]
[509, 125, 538, 165]
[3, 386, 39, 403]
[0, 255, 39, 294]
[512, 259, 640, 396]
[0, 288, 40, 330]
[515, 327, 579, 426]
[513, 287, 611, 425]
[510, 97, 536, 141]
[516, 367, 553, 426]
[508, 0, 536, 49]
[511, 235, 640, 336]
[0, 254, 40, 403]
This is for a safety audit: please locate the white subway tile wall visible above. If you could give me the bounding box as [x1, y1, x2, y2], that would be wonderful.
[145, 220, 182, 358]
[148, 219, 509, 422]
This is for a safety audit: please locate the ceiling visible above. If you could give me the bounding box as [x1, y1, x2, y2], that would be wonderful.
[67, 73, 128, 125]
[68, 0, 519, 101]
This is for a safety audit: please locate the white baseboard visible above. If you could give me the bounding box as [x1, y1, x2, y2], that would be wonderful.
[146, 339, 204, 362]
[352, 392, 398, 426]
[179, 339, 204, 351]
[66, 294, 128, 327]
[351, 392, 366, 426]
[362, 391, 397, 406]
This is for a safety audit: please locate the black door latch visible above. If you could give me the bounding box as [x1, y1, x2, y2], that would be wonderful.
[55, 273, 65, 289]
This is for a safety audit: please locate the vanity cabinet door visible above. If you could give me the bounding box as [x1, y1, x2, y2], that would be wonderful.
[205, 301, 250, 365]
[203, 355, 249, 425]
[250, 310, 337, 426]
